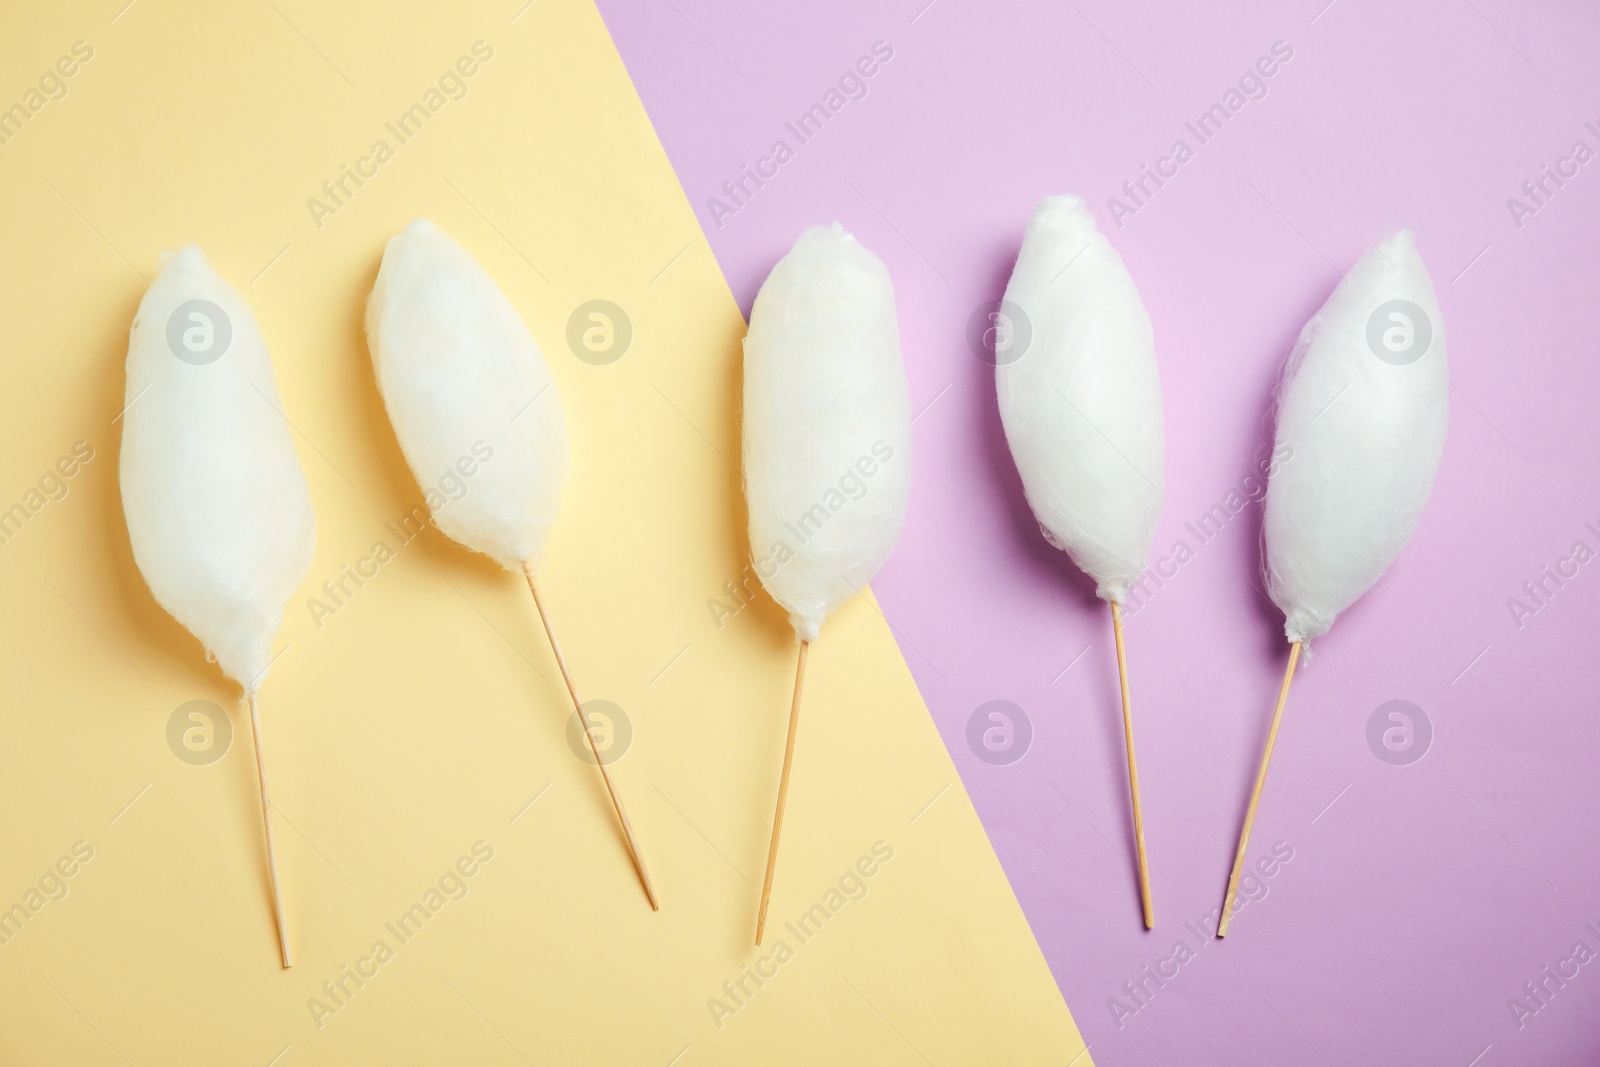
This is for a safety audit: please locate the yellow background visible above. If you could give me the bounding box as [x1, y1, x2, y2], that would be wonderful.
[0, 1, 1087, 1062]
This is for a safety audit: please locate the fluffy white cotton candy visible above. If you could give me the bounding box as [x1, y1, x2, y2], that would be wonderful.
[743, 224, 911, 642]
[996, 196, 1165, 603]
[1264, 230, 1448, 644]
[366, 219, 568, 570]
[120, 246, 316, 693]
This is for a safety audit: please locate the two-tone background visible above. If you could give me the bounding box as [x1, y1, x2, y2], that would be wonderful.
[2, 0, 1597, 1064]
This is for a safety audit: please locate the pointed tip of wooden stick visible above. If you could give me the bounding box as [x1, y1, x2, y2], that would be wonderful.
[521, 566, 660, 911]
[1217, 894, 1238, 938]
[1217, 899, 1236, 938]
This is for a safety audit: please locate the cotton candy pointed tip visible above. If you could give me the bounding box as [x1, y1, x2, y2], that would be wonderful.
[241, 663, 275, 700]
[1378, 228, 1417, 255]
[383, 218, 445, 256]
[772, 222, 852, 268]
[156, 243, 207, 270]
[777, 222, 889, 287]
[1359, 229, 1427, 277]
[1035, 193, 1088, 213]
[1098, 584, 1130, 606]
[1346, 230, 1435, 298]
[790, 615, 822, 643]
[151, 246, 232, 301]
[1028, 194, 1095, 229]
[796, 220, 854, 248]
[1283, 617, 1324, 645]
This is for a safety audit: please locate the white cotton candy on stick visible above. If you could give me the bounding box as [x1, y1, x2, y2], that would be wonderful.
[1219, 230, 1447, 937]
[743, 223, 911, 944]
[1264, 230, 1449, 644]
[366, 219, 568, 570]
[997, 195, 1165, 603]
[120, 245, 315, 967]
[995, 195, 1164, 928]
[122, 247, 317, 693]
[743, 224, 912, 643]
[365, 219, 656, 910]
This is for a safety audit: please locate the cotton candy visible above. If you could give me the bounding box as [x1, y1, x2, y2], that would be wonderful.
[743, 223, 912, 641]
[996, 195, 1165, 602]
[366, 219, 568, 569]
[1264, 230, 1448, 643]
[120, 245, 316, 693]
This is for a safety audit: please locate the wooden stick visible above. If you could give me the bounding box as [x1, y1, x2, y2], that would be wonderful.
[756, 640, 809, 946]
[1218, 640, 1302, 938]
[522, 564, 659, 911]
[246, 693, 292, 968]
[1110, 601, 1154, 930]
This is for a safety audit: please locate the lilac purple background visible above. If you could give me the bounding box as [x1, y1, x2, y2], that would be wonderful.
[597, 1, 1600, 1062]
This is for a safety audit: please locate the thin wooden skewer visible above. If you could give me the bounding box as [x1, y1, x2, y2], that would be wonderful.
[1218, 640, 1302, 938]
[522, 563, 659, 911]
[246, 693, 292, 968]
[1110, 601, 1154, 930]
[756, 640, 809, 946]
